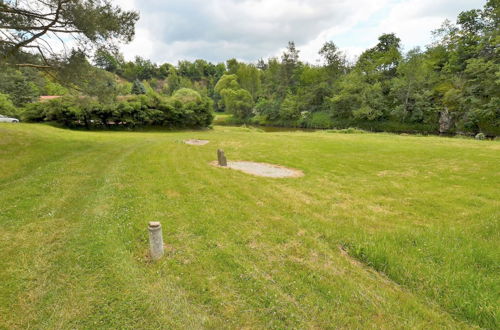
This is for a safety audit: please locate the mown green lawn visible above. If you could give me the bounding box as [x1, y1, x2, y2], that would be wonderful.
[0, 124, 498, 329]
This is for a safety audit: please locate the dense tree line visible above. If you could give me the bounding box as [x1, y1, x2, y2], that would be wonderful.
[220, 0, 497, 136]
[22, 89, 213, 129]
[1, 1, 497, 134]
[88, 0, 500, 135]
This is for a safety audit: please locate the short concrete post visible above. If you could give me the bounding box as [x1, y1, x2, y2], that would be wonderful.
[148, 221, 164, 260]
[217, 149, 227, 166]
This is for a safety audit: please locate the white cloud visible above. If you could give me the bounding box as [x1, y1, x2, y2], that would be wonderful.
[121, 27, 154, 60]
[330, 0, 486, 58]
[114, 0, 135, 11]
[115, 0, 486, 64]
[378, 0, 485, 50]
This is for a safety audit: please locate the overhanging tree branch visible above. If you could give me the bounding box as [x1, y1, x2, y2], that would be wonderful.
[12, 0, 67, 51]
[15, 63, 52, 68]
[0, 0, 139, 71]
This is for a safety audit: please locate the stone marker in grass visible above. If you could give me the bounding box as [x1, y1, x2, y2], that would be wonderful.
[184, 139, 209, 145]
[217, 149, 227, 166]
[148, 221, 164, 260]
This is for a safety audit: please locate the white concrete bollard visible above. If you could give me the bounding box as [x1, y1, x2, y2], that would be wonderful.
[148, 221, 164, 260]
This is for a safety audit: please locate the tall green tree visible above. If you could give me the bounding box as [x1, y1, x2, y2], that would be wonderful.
[0, 93, 18, 117]
[357, 33, 402, 78]
[94, 48, 124, 74]
[236, 63, 261, 99]
[0, 66, 39, 106]
[215, 74, 254, 119]
[131, 79, 146, 95]
[389, 48, 437, 123]
[280, 41, 301, 91]
[1, 0, 139, 69]
[319, 41, 347, 77]
[220, 88, 254, 120]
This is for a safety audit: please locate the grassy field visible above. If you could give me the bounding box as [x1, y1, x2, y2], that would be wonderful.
[0, 124, 498, 329]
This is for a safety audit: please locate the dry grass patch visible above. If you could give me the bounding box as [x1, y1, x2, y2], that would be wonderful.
[184, 139, 209, 145]
[210, 161, 304, 178]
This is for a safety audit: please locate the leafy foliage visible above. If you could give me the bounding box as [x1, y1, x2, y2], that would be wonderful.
[220, 88, 254, 120]
[1, 0, 139, 70]
[23, 90, 213, 128]
[131, 79, 146, 95]
[2, 1, 498, 136]
[0, 93, 18, 117]
[215, 74, 254, 120]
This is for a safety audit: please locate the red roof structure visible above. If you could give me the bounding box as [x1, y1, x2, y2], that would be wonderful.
[39, 95, 61, 102]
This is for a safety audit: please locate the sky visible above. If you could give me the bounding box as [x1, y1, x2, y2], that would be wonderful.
[115, 0, 486, 65]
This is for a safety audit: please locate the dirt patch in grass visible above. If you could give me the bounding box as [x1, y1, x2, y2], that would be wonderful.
[184, 139, 209, 146]
[211, 161, 303, 178]
[142, 243, 177, 263]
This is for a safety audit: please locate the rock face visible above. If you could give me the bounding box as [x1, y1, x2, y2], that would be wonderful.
[439, 109, 453, 134]
[475, 133, 486, 140]
[217, 149, 227, 166]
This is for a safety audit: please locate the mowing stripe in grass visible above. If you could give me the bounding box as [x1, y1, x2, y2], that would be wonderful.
[0, 124, 497, 328]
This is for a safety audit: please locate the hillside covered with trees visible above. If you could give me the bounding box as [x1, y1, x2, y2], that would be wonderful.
[1, 0, 498, 134]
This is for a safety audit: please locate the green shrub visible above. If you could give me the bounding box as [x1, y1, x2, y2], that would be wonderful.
[22, 92, 213, 129]
[328, 127, 367, 134]
[254, 98, 280, 121]
[172, 88, 202, 103]
[131, 79, 146, 95]
[0, 93, 18, 117]
[220, 88, 254, 120]
[279, 93, 300, 120]
[305, 112, 332, 128]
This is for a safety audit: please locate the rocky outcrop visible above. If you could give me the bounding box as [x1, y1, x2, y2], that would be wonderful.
[439, 109, 453, 134]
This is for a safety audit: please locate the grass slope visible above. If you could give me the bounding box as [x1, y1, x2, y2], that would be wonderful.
[0, 124, 498, 329]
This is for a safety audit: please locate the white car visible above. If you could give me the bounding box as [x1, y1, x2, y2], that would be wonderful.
[0, 115, 19, 123]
